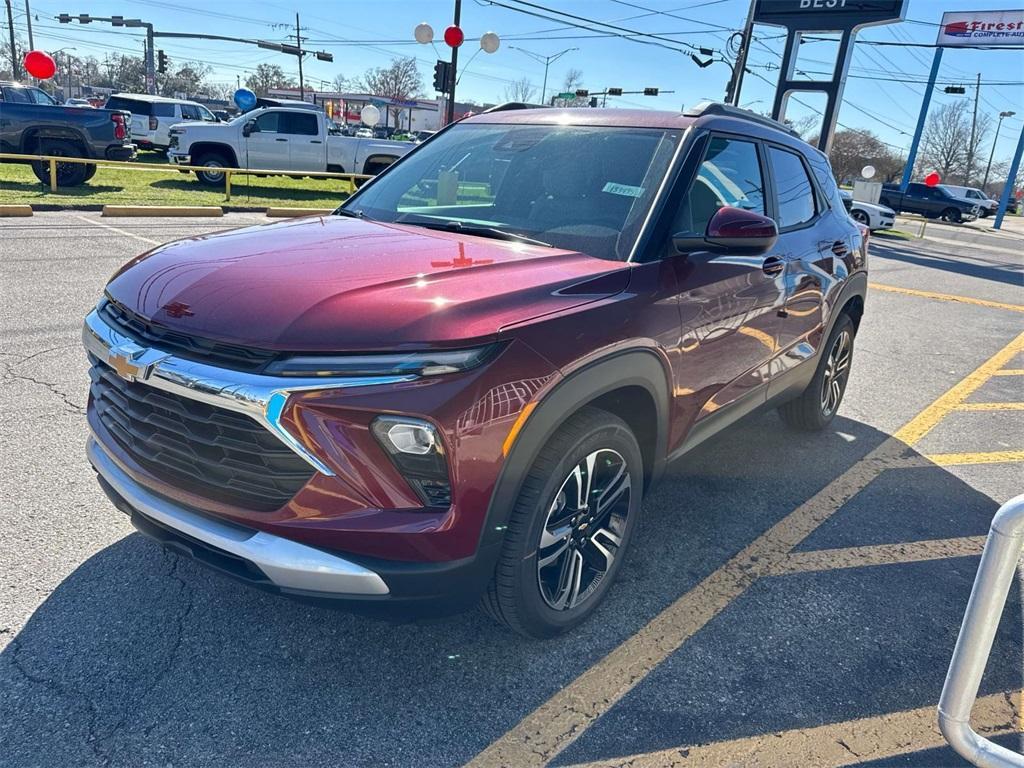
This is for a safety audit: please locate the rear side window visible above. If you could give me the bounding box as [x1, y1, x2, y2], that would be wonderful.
[768, 147, 816, 229]
[1, 86, 31, 103]
[673, 136, 766, 236]
[284, 112, 319, 136]
[106, 97, 150, 115]
[152, 102, 175, 117]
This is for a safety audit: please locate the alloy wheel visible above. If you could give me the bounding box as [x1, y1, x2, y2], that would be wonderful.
[537, 448, 631, 611]
[200, 161, 225, 183]
[821, 329, 852, 416]
[851, 210, 869, 225]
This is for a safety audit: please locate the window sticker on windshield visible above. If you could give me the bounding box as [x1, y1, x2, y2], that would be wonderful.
[603, 182, 645, 197]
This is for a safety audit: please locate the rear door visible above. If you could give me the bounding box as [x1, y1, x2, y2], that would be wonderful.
[283, 111, 324, 171]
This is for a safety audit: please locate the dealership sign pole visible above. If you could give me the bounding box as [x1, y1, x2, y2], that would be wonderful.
[751, 0, 905, 154]
[900, 9, 1024, 197]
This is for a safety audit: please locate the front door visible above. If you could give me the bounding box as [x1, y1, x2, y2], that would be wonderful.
[244, 110, 289, 171]
[667, 134, 787, 431]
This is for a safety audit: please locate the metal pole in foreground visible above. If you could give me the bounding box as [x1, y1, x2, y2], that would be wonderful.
[900, 46, 943, 193]
[4, 0, 18, 78]
[938, 493, 1024, 768]
[993, 123, 1024, 231]
[446, 0, 462, 126]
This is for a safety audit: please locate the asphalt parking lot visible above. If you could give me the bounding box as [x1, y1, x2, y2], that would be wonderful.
[1, 211, 1022, 768]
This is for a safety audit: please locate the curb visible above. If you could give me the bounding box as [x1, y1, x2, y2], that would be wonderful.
[265, 207, 334, 218]
[0, 204, 33, 217]
[101, 205, 224, 217]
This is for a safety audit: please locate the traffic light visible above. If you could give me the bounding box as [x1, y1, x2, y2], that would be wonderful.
[315, 51, 333, 62]
[643, 87, 660, 96]
[607, 87, 622, 96]
[433, 60, 451, 93]
[157, 50, 168, 74]
[57, 13, 71, 23]
[111, 15, 123, 26]
[945, 85, 966, 94]
[589, 97, 598, 108]
[575, 89, 589, 98]
[77, 14, 91, 23]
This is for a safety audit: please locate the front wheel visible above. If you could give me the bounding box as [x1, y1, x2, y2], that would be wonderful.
[940, 207, 962, 223]
[850, 209, 870, 226]
[194, 152, 231, 187]
[778, 314, 855, 431]
[481, 407, 643, 638]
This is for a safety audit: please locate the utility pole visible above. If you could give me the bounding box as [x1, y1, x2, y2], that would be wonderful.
[964, 72, 981, 184]
[983, 110, 1016, 191]
[446, 0, 462, 125]
[23, 0, 32, 49]
[4, 0, 17, 78]
[725, 0, 755, 105]
[295, 13, 304, 100]
[509, 46, 578, 105]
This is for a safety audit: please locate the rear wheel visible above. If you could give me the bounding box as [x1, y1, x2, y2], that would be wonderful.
[778, 314, 855, 431]
[194, 152, 231, 187]
[940, 207, 962, 223]
[31, 139, 89, 187]
[481, 407, 643, 638]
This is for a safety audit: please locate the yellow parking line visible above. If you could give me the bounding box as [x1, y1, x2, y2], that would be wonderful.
[954, 402, 1024, 411]
[468, 331, 1024, 768]
[926, 451, 1024, 466]
[892, 331, 1024, 447]
[560, 691, 1019, 768]
[766, 536, 987, 576]
[869, 282, 1024, 314]
[993, 369, 1024, 377]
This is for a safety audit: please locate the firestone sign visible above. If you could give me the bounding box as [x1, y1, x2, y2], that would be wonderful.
[937, 9, 1024, 47]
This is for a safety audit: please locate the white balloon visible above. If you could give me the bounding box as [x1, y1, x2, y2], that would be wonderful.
[361, 104, 381, 127]
[861, 164, 876, 179]
[479, 31, 500, 54]
[414, 22, 433, 44]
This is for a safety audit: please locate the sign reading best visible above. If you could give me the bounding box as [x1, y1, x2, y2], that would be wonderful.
[937, 9, 1024, 47]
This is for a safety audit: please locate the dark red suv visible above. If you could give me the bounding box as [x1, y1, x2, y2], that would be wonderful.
[84, 102, 866, 637]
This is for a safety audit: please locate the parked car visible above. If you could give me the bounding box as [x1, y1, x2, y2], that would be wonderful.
[83, 102, 866, 637]
[413, 130, 437, 143]
[879, 182, 980, 223]
[212, 110, 233, 122]
[839, 189, 895, 231]
[103, 94, 219, 152]
[940, 185, 999, 218]
[0, 80, 135, 186]
[64, 97, 94, 108]
[354, 127, 374, 139]
[166, 106, 413, 185]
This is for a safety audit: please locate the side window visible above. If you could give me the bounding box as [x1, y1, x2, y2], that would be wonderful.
[673, 136, 765, 236]
[768, 147, 816, 229]
[254, 112, 280, 133]
[283, 112, 319, 136]
[152, 102, 175, 118]
[2, 87, 31, 103]
[179, 104, 200, 121]
[198, 105, 217, 122]
[29, 88, 57, 105]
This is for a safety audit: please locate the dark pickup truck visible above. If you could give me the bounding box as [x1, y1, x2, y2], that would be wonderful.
[0, 81, 136, 186]
[879, 182, 980, 223]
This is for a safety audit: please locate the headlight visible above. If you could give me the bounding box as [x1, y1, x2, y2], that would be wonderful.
[264, 345, 500, 378]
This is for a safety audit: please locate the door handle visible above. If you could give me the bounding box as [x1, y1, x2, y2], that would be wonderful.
[275, 137, 288, 142]
[761, 256, 785, 276]
[310, 140, 322, 144]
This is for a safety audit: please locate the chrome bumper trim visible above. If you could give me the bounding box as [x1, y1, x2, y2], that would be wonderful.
[82, 307, 416, 476]
[89, 437, 390, 596]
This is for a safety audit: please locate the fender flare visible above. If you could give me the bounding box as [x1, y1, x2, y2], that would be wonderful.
[478, 349, 671, 551]
[829, 269, 867, 337]
[188, 142, 239, 167]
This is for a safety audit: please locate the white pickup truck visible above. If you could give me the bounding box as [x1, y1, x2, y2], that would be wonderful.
[166, 106, 414, 186]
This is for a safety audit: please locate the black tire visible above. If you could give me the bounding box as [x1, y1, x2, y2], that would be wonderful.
[481, 406, 643, 638]
[978, 208, 990, 218]
[31, 139, 89, 187]
[194, 152, 231, 187]
[82, 164, 97, 182]
[850, 209, 870, 226]
[940, 207, 962, 224]
[778, 314, 856, 431]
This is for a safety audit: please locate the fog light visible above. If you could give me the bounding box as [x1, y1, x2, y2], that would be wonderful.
[386, 423, 436, 455]
[371, 416, 451, 509]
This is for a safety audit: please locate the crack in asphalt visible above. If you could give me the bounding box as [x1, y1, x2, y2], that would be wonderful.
[1, 361, 86, 415]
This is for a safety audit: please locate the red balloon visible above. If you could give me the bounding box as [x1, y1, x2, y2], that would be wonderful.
[24, 50, 56, 79]
[443, 25, 464, 48]
[924, 171, 941, 187]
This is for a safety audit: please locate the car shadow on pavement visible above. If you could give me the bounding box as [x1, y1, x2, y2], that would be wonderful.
[0, 413, 1018, 768]
[870, 241, 1024, 287]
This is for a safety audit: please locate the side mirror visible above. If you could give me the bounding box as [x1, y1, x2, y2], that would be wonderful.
[675, 206, 778, 255]
[242, 120, 257, 137]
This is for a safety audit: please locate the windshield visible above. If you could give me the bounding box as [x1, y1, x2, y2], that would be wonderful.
[342, 121, 681, 261]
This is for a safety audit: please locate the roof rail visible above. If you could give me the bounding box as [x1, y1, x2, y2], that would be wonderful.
[684, 101, 801, 138]
[481, 101, 549, 113]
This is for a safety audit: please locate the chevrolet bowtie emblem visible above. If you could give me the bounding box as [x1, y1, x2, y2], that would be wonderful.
[107, 343, 148, 383]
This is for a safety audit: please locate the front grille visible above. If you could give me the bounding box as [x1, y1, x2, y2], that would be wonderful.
[100, 299, 278, 373]
[89, 358, 315, 512]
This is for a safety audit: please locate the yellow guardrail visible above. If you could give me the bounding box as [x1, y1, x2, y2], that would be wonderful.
[0, 152, 372, 202]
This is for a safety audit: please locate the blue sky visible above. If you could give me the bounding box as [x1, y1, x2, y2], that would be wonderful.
[12, 0, 1024, 162]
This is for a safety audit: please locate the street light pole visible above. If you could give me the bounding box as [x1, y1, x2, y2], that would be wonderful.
[983, 111, 1016, 191]
[508, 46, 578, 105]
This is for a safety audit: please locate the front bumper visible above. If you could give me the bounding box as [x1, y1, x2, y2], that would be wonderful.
[168, 151, 191, 166]
[89, 436, 390, 597]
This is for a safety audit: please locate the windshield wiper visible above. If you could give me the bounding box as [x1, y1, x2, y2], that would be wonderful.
[334, 208, 365, 219]
[395, 216, 551, 248]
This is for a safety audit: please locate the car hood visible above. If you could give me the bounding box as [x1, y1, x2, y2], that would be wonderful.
[853, 201, 895, 216]
[104, 215, 630, 351]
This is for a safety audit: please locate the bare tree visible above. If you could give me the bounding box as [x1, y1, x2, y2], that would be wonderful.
[355, 57, 424, 127]
[330, 73, 351, 93]
[554, 68, 588, 107]
[504, 76, 537, 103]
[244, 63, 296, 96]
[918, 100, 972, 182]
[827, 129, 905, 184]
[963, 112, 992, 185]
